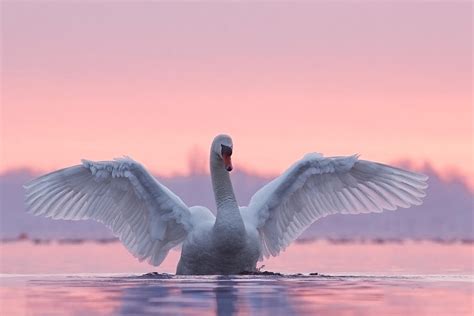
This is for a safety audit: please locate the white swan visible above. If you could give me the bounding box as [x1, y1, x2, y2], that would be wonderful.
[24, 134, 428, 274]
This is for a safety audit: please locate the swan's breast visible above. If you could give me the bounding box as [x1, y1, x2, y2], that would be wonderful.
[188, 206, 215, 227]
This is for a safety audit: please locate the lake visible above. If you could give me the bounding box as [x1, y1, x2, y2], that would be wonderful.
[0, 240, 472, 315]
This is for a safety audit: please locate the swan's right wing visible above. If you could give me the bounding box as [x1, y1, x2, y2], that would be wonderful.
[24, 157, 192, 266]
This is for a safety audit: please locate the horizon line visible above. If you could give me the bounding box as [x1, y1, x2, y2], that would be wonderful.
[2, 159, 473, 191]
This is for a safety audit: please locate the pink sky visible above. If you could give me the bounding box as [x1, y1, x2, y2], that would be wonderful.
[1, 2, 472, 182]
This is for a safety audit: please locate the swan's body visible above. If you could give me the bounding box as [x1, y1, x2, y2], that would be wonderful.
[24, 135, 428, 275]
[177, 206, 260, 274]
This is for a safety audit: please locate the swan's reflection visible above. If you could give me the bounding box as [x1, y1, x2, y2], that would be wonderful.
[214, 277, 238, 316]
[115, 275, 297, 316]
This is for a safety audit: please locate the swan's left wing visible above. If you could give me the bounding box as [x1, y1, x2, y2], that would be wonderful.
[243, 154, 428, 259]
[24, 157, 192, 266]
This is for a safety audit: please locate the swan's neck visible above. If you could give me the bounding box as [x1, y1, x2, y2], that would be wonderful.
[210, 153, 245, 242]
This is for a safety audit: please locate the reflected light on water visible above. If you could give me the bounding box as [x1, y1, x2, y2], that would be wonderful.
[0, 240, 472, 275]
[0, 241, 472, 316]
[0, 274, 472, 316]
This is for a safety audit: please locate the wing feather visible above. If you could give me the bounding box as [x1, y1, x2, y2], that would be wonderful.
[24, 157, 192, 266]
[244, 154, 428, 259]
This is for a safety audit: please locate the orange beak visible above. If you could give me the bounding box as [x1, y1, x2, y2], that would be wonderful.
[223, 154, 233, 172]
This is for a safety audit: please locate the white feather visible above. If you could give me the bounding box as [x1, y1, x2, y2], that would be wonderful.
[24, 157, 192, 266]
[243, 154, 428, 259]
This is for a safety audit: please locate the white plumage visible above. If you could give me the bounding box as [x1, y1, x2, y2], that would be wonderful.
[243, 153, 427, 258]
[24, 134, 428, 274]
[25, 157, 192, 266]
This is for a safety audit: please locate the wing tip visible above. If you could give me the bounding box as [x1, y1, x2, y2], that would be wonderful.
[418, 173, 429, 182]
[80, 159, 91, 166]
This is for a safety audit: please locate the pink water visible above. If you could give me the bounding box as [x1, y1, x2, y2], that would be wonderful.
[0, 240, 473, 315]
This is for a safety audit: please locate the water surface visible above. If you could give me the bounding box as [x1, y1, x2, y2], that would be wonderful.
[1, 240, 472, 315]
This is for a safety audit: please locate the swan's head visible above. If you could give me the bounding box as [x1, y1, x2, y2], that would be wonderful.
[211, 134, 233, 172]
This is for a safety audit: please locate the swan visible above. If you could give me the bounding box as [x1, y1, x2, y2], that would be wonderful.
[24, 134, 428, 275]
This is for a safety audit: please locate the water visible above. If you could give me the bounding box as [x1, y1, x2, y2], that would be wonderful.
[1, 240, 473, 315]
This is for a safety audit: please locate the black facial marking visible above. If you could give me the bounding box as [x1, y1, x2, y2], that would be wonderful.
[221, 144, 232, 157]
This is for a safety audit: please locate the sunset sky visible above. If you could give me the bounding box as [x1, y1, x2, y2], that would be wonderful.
[1, 2, 472, 183]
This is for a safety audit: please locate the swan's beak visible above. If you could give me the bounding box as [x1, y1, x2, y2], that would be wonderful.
[223, 154, 233, 172]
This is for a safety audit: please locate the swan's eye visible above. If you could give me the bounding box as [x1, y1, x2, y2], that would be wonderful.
[221, 145, 232, 157]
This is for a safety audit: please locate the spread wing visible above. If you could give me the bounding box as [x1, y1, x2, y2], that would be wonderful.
[243, 153, 428, 259]
[24, 157, 192, 266]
